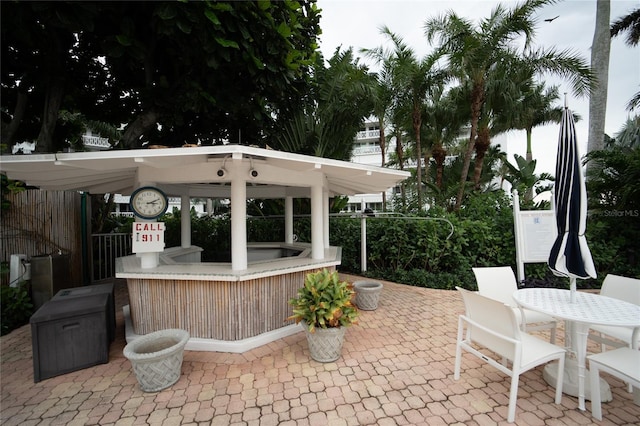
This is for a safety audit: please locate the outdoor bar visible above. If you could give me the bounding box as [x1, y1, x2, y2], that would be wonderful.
[0, 145, 409, 352]
[117, 243, 342, 352]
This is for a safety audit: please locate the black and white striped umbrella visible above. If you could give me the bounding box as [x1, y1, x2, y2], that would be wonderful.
[548, 107, 596, 302]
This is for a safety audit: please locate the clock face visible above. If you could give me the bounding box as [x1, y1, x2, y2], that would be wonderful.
[130, 187, 168, 220]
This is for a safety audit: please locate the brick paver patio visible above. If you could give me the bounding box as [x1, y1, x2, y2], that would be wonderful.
[1, 275, 638, 425]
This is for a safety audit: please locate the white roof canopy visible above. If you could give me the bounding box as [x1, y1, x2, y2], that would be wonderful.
[0, 145, 409, 198]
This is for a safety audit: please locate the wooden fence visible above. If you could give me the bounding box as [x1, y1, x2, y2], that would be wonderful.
[1, 189, 84, 286]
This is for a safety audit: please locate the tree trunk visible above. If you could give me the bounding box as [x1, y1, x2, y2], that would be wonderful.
[455, 82, 484, 210]
[395, 128, 404, 170]
[3, 88, 28, 146]
[36, 81, 64, 153]
[423, 149, 431, 188]
[432, 143, 446, 189]
[412, 107, 423, 211]
[587, 0, 611, 174]
[472, 126, 491, 190]
[395, 129, 406, 208]
[379, 120, 387, 211]
[525, 127, 533, 162]
[36, 30, 66, 153]
[120, 110, 159, 148]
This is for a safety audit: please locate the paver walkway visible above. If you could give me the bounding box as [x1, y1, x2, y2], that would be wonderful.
[2, 275, 639, 425]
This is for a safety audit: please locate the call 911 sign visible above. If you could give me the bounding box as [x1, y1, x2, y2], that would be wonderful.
[132, 221, 165, 253]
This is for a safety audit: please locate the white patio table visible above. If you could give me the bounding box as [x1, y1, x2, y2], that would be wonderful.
[513, 287, 640, 411]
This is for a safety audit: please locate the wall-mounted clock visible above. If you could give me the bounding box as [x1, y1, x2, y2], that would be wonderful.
[129, 186, 168, 220]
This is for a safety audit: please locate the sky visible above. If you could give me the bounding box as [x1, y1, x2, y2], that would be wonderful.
[316, 0, 639, 175]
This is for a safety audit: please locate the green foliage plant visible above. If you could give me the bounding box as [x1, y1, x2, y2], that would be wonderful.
[1, 281, 33, 336]
[1, 174, 25, 212]
[287, 269, 358, 333]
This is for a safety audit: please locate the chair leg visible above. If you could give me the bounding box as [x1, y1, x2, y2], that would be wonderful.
[590, 363, 603, 421]
[454, 343, 462, 380]
[550, 324, 556, 345]
[507, 373, 520, 423]
[554, 354, 565, 404]
[454, 318, 463, 380]
[627, 344, 634, 394]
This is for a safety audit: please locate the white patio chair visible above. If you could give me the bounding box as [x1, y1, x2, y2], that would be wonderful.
[588, 347, 640, 421]
[588, 274, 640, 351]
[454, 286, 565, 423]
[472, 266, 557, 343]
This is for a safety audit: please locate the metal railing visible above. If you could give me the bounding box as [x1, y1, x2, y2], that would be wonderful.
[91, 233, 132, 282]
[355, 129, 380, 140]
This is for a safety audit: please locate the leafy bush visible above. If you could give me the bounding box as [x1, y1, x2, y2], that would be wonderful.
[1, 282, 33, 336]
[152, 188, 639, 291]
[325, 192, 519, 290]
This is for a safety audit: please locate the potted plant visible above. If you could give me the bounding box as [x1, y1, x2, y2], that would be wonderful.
[288, 269, 358, 362]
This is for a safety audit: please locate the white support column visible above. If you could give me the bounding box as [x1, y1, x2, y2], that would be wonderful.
[139, 252, 159, 269]
[181, 195, 191, 248]
[311, 184, 324, 260]
[323, 190, 330, 248]
[231, 173, 248, 270]
[285, 196, 294, 244]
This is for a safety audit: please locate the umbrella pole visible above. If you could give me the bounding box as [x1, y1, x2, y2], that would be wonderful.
[570, 277, 577, 303]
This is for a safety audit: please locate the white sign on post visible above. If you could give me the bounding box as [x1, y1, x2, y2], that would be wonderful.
[517, 211, 557, 262]
[132, 221, 166, 253]
[513, 190, 557, 283]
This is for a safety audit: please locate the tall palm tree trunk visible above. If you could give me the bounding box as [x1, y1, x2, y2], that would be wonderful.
[395, 128, 406, 207]
[379, 121, 387, 210]
[413, 107, 423, 210]
[472, 126, 491, 190]
[587, 0, 611, 174]
[455, 83, 484, 210]
[432, 143, 447, 189]
[525, 127, 534, 162]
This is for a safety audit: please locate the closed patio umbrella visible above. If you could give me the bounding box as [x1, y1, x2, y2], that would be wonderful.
[548, 106, 596, 302]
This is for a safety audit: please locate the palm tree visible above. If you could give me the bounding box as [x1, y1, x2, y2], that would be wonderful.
[364, 26, 448, 211]
[424, 0, 594, 210]
[609, 116, 640, 148]
[369, 54, 396, 211]
[273, 48, 375, 160]
[611, 7, 640, 111]
[423, 85, 469, 190]
[587, 0, 611, 165]
[499, 77, 564, 162]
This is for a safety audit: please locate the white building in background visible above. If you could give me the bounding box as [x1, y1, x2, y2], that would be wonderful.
[82, 130, 111, 151]
[344, 121, 399, 213]
[345, 120, 516, 213]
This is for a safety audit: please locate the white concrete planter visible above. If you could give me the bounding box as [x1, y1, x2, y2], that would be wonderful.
[353, 280, 383, 310]
[123, 328, 189, 392]
[302, 321, 346, 363]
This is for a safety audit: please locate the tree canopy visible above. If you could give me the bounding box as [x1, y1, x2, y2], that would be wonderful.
[1, 1, 321, 152]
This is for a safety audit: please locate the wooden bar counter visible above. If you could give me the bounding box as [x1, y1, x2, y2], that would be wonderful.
[116, 243, 340, 343]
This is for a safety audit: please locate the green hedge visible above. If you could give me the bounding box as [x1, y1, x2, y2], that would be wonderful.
[158, 192, 639, 291]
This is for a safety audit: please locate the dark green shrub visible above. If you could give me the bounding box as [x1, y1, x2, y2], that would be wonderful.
[158, 187, 638, 290]
[1, 282, 33, 336]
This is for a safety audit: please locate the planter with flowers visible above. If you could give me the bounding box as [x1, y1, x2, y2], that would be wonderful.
[288, 269, 358, 362]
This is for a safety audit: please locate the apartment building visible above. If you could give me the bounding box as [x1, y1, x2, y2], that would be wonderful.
[345, 121, 398, 214]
